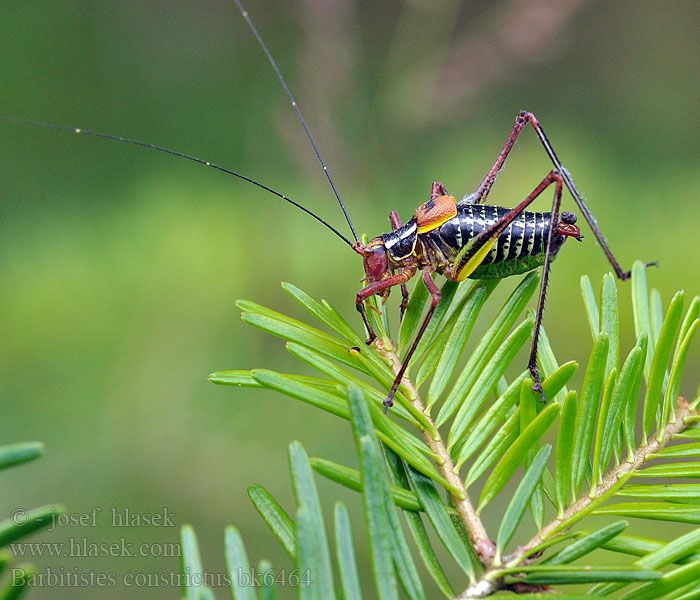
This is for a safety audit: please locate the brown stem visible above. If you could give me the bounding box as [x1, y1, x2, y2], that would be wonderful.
[376, 339, 497, 565]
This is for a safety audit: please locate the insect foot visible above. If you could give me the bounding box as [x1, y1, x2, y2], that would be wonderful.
[530, 368, 547, 404]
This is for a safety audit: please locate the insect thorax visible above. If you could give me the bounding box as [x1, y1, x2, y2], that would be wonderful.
[382, 219, 419, 262]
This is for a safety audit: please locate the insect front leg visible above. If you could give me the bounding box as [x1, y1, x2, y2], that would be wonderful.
[384, 267, 441, 413]
[356, 267, 417, 344]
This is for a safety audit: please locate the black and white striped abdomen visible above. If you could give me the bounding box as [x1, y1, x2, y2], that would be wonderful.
[433, 204, 554, 265]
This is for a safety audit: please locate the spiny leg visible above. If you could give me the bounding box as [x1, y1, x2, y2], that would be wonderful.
[453, 170, 566, 277]
[473, 110, 635, 280]
[356, 268, 416, 344]
[430, 180, 449, 201]
[380, 171, 563, 408]
[472, 112, 532, 204]
[528, 172, 564, 401]
[453, 169, 566, 399]
[389, 210, 410, 318]
[384, 267, 440, 412]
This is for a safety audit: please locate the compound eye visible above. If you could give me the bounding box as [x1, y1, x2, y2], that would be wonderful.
[561, 211, 577, 225]
[366, 247, 386, 271]
[363, 240, 388, 281]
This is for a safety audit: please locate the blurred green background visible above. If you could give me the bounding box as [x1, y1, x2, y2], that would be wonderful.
[1, 0, 699, 597]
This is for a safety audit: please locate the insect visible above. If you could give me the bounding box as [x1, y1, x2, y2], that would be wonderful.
[353, 109, 632, 411]
[1, 1, 642, 414]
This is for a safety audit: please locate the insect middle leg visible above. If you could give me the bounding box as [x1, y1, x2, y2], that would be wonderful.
[383, 267, 441, 412]
[389, 210, 411, 318]
[430, 180, 449, 201]
[356, 266, 417, 345]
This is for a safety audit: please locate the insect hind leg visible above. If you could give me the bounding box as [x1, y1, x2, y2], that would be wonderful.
[474, 110, 641, 280]
[460, 167, 567, 401]
[528, 171, 565, 401]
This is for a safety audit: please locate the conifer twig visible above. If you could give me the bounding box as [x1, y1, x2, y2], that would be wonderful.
[376, 339, 497, 564]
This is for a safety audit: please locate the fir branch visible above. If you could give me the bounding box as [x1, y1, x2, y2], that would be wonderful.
[210, 267, 700, 599]
[455, 397, 699, 598]
[512, 397, 698, 561]
[375, 338, 496, 565]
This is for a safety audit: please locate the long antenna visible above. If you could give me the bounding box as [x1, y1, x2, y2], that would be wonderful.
[233, 0, 360, 244]
[0, 115, 354, 247]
